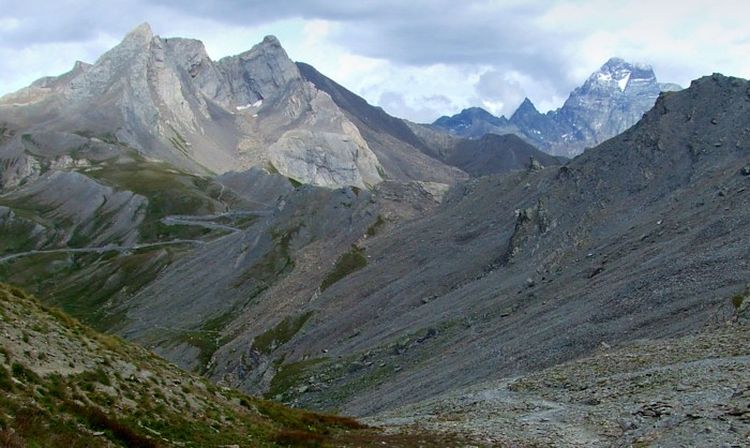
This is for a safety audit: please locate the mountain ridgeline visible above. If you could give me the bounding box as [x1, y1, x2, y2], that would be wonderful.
[0, 23, 549, 193]
[433, 58, 682, 157]
[1, 22, 749, 447]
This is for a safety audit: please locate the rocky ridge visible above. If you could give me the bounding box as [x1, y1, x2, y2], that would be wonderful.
[0, 24, 385, 189]
[0, 22, 748, 448]
[193, 74, 749, 419]
[0, 283, 483, 447]
[433, 58, 682, 157]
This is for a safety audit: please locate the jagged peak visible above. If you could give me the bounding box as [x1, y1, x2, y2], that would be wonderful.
[238, 34, 291, 62]
[604, 56, 626, 66]
[89, 22, 155, 67]
[581, 57, 655, 93]
[510, 97, 540, 122]
[517, 97, 538, 112]
[460, 107, 497, 118]
[600, 57, 651, 71]
[595, 57, 654, 79]
[261, 35, 282, 47]
[123, 22, 154, 42]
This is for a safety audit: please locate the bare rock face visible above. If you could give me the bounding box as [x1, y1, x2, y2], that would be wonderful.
[217, 35, 301, 105]
[0, 154, 42, 190]
[269, 128, 381, 189]
[433, 58, 682, 157]
[0, 23, 384, 189]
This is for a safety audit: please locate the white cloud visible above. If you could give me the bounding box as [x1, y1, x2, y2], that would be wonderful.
[0, 34, 118, 94]
[1, 1, 750, 122]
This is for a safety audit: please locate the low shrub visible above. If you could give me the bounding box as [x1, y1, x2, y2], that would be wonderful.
[320, 245, 367, 291]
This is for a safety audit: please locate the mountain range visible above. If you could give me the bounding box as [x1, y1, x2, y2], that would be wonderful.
[432, 58, 682, 157]
[1, 23, 749, 447]
[0, 23, 557, 193]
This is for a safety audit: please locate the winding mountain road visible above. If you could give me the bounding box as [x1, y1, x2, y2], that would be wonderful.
[0, 209, 273, 264]
[0, 240, 206, 264]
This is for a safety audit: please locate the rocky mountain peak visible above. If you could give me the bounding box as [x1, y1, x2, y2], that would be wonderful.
[261, 34, 283, 47]
[89, 21, 155, 72]
[432, 107, 511, 138]
[435, 56, 681, 157]
[463, 106, 501, 119]
[582, 57, 655, 93]
[121, 21, 154, 46]
[241, 34, 290, 60]
[222, 34, 301, 102]
[510, 97, 540, 121]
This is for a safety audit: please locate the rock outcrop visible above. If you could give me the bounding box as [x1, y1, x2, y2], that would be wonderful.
[0, 23, 385, 189]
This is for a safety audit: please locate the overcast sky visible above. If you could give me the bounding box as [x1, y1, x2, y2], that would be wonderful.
[1, 0, 749, 122]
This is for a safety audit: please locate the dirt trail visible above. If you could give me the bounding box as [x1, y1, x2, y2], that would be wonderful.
[368, 378, 606, 447]
[368, 325, 750, 447]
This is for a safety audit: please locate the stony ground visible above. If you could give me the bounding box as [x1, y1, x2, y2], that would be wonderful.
[369, 316, 750, 447]
[0, 283, 482, 447]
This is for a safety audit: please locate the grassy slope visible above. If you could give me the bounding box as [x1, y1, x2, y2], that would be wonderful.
[79, 154, 228, 242]
[0, 284, 473, 447]
[0, 152, 248, 333]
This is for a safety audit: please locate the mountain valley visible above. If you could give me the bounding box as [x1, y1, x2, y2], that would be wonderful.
[0, 23, 749, 447]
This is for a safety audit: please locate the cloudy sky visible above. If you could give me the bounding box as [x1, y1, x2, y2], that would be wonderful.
[1, 0, 749, 122]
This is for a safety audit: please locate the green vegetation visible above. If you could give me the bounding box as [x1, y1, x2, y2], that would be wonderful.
[320, 245, 368, 291]
[177, 311, 235, 375]
[266, 163, 280, 175]
[76, 367, 111, 388]
[0, 249, 175, 331]
[732, 294, 745, 310]
[81, 153, 223, 242]
[0, 365, 13, 391]
[265, 324, 460, 413]
[252, 312, 313, 355]
[167, 125, 191, 156]
[0, 283, 468, 447]
[0, 215, 46, 255]
[233, 226, 298, 290]
[366, 215, 386, 237]
[0, 149, 255, 334]
[0, 250, 182, 336]
[11, 362, 40, 384]
[732, 285, 749, 309]
[267, 358, 329, 400]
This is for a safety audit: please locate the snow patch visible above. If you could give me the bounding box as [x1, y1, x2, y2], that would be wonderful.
[617, 73, 630, 91]
[235, 99, 263, 111]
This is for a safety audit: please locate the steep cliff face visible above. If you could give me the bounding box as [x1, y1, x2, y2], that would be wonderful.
[0, 24, 384, 189]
